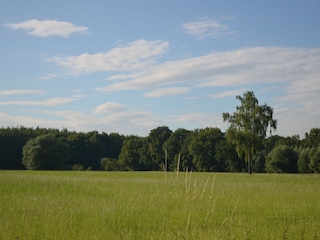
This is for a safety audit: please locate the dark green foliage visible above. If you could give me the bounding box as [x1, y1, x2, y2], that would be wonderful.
[66, 131, 116, 170]
[215, 139, 244, 172]
[252, 151, 266, 173]
[135, 137, 154, 170]
[265, 145, 298, 173]
[147, 126, 172, 170]
[301, 128, 320, 148]
[83, 131, 107, 169]
[277, 135, 301, 148]
[101, 157, 121, 171]
[1, 123, 320, 173]
[263, 135, 284, 155]
[105, 133, 125, 158]
[118, 136, 151, 171]
[0, 127, 125, 170]
[163, 128, 193, 171]
[0, 127, 28, 169]
[22, 134, 70, 170]
[189, 127, 224, 171]
[297, 148, 312, 173]
[66, 132, 87, 168]
[309, 147, 320, 173]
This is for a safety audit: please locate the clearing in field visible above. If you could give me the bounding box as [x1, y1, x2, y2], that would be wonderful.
[0, 171, 319, 239]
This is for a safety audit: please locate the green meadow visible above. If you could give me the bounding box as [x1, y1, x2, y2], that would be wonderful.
[0, 171, 319, 239]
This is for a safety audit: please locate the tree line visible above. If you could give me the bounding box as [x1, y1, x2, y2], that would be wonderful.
[0, 125, 319, 173]
[0, 91, 319, 173]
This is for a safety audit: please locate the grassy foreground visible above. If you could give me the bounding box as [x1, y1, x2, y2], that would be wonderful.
[0, 171, 319, 239]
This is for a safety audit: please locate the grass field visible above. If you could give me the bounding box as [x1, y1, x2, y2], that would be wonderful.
[0, 171, 319, 239]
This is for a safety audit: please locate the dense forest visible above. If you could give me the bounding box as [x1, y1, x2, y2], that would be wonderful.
[0, 125, 320, 173]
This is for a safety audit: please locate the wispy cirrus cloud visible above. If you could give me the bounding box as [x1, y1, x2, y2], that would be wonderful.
[181, 17, 237, 39]
[175, 112, 223, 130]
[44, 109, 165, 134]
[0, 112, 61, 129]
[144, 87, 190, 98]
[209, 89, 246, 99]
[38, 73, 63, 80]
[93, 102, 125, 114]
[97, 47, 320, 93]
[48, 39, 169, 75]
[5, 19, 88, 37]
[0, 97, 78, 107]
[0, 90, 44, 96]
[186, 89, 246, 100]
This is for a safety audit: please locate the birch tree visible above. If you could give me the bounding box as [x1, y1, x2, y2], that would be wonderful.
[223, 91, 277, 174]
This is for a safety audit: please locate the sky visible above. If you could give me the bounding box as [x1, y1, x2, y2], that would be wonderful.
[1, 0, 320, 137]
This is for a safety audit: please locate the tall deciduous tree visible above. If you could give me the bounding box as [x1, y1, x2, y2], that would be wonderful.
[223, 91, 277, 174]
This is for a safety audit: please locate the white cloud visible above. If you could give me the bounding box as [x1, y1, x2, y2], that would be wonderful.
[178, 113, 213, 123]
[144, 87, 190, 98]
[0, 90, 44, 96]
[187, 89, 246, 100]
[97, 47, 320, 92]
[39, 73, 62, 80]
[6, 19, 88, 37]
[175, 112, 224, 130]
[209, 89, 246, 99]
[93, 102, 125, 114]
[44, 109, 166, 135]
[181, 17, 236, 39]
[48, 39, 169, 75]
[103, 111, 154, 124]
[0, 112, 60, 128]
[0, 97, 77, 106]
[273, 104, 320, 137]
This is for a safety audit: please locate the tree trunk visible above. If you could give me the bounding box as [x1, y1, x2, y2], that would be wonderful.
[248, 154, 252, 175]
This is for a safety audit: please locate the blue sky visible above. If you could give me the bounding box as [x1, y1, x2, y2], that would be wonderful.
[1, 0, 320, 137]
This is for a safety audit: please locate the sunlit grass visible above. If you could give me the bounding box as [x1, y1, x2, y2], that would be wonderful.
[0, 171, 319, 239]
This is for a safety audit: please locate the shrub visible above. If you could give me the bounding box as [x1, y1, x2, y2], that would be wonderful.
[265, 145, 298, 173]
[22, 134, 70, 170]
[101, 157, 121, 171]
[72, 164, 85, 171]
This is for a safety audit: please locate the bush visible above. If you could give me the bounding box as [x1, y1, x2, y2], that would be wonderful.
[72, 164, 85, 171]
[22, 134, 70, 170]
[265, 145, 298, 173]
[101, 157, 121, 171]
